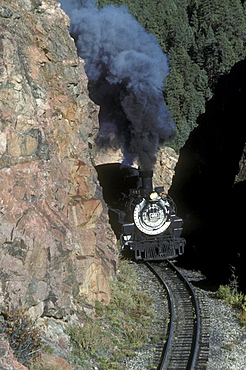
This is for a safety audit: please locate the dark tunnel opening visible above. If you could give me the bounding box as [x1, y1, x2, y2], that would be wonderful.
[95, 163, 138, 238]
[96, 163, 141, 259]
[95, 163, 139, 208]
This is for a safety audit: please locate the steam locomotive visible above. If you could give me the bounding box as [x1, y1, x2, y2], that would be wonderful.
[97, 165, 185, 261]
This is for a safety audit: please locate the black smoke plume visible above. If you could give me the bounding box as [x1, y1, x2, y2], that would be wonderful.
[59, 0, 176, 170]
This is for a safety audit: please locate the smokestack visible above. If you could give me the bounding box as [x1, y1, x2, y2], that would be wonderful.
[59, 0, 176, 170]
[139, 170, 153, 196]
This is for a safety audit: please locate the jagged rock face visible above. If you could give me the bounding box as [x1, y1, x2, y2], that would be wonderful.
[0, 0, 118, 319]
[153, 147, 179, 194]
[0, 335, 28, 370]
[93, 147, 123, 167]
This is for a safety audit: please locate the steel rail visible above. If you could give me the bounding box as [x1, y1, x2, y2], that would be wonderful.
[145, 261, 174, 368]
[167, 260, 201, 370]
[145, 260, 201, 370]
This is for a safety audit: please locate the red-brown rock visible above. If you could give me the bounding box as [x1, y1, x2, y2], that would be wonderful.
[0, 0, 117, 321]
[0, 335, 28, 370]
[153, 146, 179, 194]
[37, 353, 72, 370]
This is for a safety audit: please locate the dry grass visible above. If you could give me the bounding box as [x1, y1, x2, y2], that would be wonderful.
[0, 308, 42, 367]
[67, 258, 154, 369]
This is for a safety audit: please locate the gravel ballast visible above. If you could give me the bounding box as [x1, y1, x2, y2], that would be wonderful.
[179, 267, 246, 369]
[206, 293, 246, 369]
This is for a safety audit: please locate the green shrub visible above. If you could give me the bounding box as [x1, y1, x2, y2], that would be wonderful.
[67, 322, 102, 353]
[217, 285, 246, 325]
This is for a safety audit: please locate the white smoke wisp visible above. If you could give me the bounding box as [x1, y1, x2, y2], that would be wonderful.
[59, 0, 176, 170]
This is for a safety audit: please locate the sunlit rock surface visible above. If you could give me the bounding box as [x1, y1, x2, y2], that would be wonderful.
[0, 0, 118, 320]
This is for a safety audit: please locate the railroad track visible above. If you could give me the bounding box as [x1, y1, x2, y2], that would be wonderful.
[146, 260, 209, 370]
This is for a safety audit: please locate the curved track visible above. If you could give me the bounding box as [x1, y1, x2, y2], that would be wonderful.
[146, 261, 208, 370]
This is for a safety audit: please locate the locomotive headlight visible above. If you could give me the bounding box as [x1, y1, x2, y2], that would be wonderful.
[150, 192, 159, 200]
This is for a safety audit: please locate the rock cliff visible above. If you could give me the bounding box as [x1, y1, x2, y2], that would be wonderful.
[0, 0, 118, 324]
[0, 0, 179, 365]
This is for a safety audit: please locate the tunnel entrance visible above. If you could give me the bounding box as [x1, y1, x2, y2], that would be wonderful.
[95, 163, 139, 208]
[96, 163, 140, 259]
[95, 163, 137, 241]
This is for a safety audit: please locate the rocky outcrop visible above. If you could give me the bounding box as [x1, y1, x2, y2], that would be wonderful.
[153, 147, 179, 194]
[0, 335, 28, 370]
[92, 147, 123, 167]
[0, 0, 118, 323]
[235, 143, 246, 183]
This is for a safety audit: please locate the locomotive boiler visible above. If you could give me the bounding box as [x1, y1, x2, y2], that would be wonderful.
[108, 168, 185, 261]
